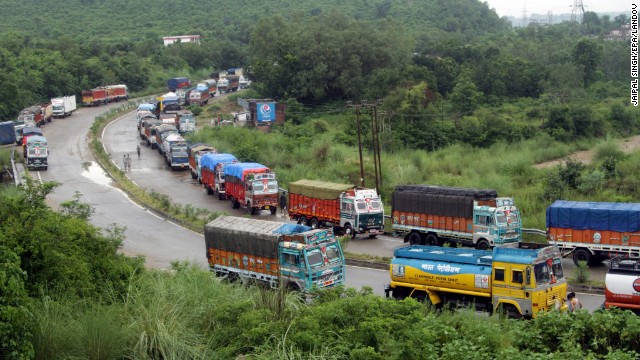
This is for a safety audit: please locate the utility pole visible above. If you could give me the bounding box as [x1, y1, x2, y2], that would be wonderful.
[374, 99, 383, 190]
[347, 101, 365, 187]
[368, 101, 379, 192]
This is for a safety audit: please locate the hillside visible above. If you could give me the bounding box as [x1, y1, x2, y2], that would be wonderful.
[1, 0, 508, 42]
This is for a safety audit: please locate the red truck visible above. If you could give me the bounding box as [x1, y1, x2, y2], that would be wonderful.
[604, 257, 640, 314]
[288, 179, 385, 237]
[18, 106, 45, 127]
[225, 162, 279, 214]
[105, 84, 128, 102]
[201, 153, 238, 200]
[82, 88, 107, 106]
[187, 144, 216, 181]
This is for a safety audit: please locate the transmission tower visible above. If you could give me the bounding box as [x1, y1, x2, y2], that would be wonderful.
[571, 0, 585, 23]
[521, 4, 528, 27]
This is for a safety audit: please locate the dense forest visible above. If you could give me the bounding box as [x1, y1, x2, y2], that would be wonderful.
[1, 0, 640, 358]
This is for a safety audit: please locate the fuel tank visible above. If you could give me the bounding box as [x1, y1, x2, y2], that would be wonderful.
[605, 259, 640, 310]
[390, 246, 493, 294]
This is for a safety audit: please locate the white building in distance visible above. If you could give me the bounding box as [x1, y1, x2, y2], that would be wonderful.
[162, 35, 201, 46]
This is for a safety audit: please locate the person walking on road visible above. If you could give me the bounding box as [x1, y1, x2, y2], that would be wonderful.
[137, 144, 141, 159]
[279, 191, 288, 216]
[123, 154, 128, 171]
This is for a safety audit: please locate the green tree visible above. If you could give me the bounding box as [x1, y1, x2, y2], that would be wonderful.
[448, 70, 482, 115]
[572, 38, 603, 86]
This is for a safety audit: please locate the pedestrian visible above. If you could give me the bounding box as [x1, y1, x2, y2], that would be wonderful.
[127, 154, 132, 171]
[279, 191, 287, 216]
[567, 292, 582, 312]
[137, 144, 141, 159]
[123, 154, 128, 171]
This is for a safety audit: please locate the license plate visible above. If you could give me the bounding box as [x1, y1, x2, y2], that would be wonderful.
[323, 280, 333, 286]
[265, 206, 270, 209]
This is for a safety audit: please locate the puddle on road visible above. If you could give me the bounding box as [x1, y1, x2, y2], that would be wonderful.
[81, 161, 112, 186]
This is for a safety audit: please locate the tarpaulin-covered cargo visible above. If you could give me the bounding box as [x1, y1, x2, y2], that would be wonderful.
[200, 153, 237, 171]
[0, 121, 16, 145]
[205, 216, 310, 259]
[225, 162, 269, 181]
[547, 200, 640, 232]
[392, 185, 498, 218]
[289, 179, 354, 200]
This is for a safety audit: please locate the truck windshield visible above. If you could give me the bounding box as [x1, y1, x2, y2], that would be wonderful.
[355, 199, 382, 213]
[173, 146, 188, 155]
[306, 249, 324, 267]
[53, 106, 63, 111]
[180, 115, 195, 123]
[325, 244, 341, 262]
[495, 210, 519, 225]
[534, 258, 563, 285]
[252, 180, 278, 195]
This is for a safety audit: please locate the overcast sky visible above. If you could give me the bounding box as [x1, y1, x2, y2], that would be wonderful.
[483, 0, 632, 17]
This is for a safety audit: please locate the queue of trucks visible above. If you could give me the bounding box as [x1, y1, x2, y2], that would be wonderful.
[126, 88, 638, 313]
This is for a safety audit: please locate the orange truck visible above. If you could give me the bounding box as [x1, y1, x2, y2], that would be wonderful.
[205, 216, 346, 292]
[392, 185, 522, 250]
[547, 200, 640, 265]
[288, 179, 384, 238]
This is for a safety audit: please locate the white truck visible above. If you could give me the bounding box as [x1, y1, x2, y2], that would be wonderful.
[51, 96, 77, 118]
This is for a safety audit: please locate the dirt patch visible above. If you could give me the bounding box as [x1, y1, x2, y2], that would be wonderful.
[533, 135, 640, 169]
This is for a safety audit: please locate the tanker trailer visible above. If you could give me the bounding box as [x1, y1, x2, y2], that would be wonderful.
[605, 257, 640, 314]
[385, 245, 568, 318]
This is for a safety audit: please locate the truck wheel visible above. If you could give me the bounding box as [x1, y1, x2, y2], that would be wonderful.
[191, 171, 197, 179]
[476, 239, 491, 250]
[297, 216, 307, 225]
[247, 202, 255, 215]
[572, 248, 592, 266]
[344, 224, 356, 238]
[206, 186, 213, 195]
[231, 199, 240, 209]
[218, 192, 224, 201]
[270, 207, 277, 215]
[310, 218, 319, 229]
[425, 234, 439, 246]
[408, 232, 422, 245]
[497, 304, 522, 320]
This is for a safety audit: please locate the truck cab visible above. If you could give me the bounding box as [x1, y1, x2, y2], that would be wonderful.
[605, 257, 640, 314]
[472, 197, 521, 249]
[244, 172, 279, 215]
[340, 188, 384, 237]
[278, 229, 345, 291]
[25, 135, 48, 170]
[176, 110, 196, 134]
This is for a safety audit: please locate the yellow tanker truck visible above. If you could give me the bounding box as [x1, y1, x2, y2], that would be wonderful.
[385, 245, 568, 318]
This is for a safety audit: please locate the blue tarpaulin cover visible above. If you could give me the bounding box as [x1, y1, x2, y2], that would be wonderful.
[272, 223, 312, 235]
[200, 153, 237, 171]
[546, 200, 640, 232]
[225, 162, 267, 180]
[0, 121, 15, 145]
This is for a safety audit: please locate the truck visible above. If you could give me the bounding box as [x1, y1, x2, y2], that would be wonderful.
[18, 106, 45, 127]
[204, 216, 346, 292]
[141, 119, 163, 148]
[51, 96, 77, 118]
[385, 245, 568, 319]
[161, 134, 189, 170]
[82, 88, 107, 106]
[176, 86, 195, 106]
[201, 153, 237, 200]
[174, 110, 196, 134]
[202, 79, 217, 96]
[105, 84, 128, 102]
[40, 103, 53, 123]
[0, 121, 16, 145]
[604, 257, 640, 314]
[188, 89, 209, 106]
[216, 78, 230, 93]
[167, 77, 190, 91]
[25, 135, 48, 170]
[187, 144, 216, 181]
[547, 200, 640, 265]
[155, 124, 179, 154]
[226, 75, 240, 92]
[225, 162, 279, 215]
[392, 185, 522, 250]
[288, 179, 385, 238]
